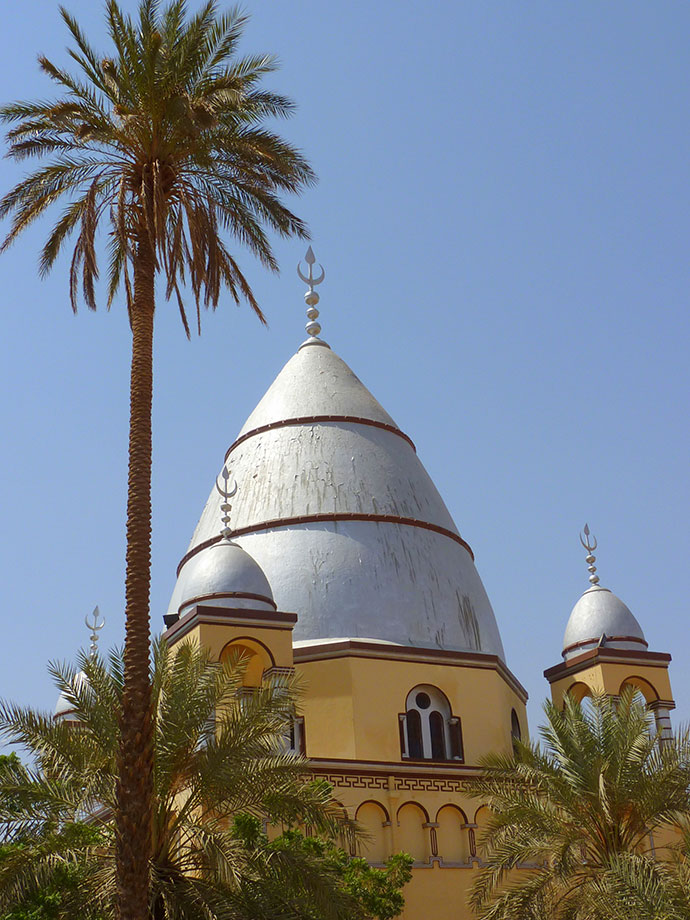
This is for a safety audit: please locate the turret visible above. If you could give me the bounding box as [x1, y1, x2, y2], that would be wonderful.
[544, 526, 674, 738]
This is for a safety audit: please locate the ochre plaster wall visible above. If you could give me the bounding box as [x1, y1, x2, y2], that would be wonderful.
[319, 779, 531, 920]
[292, 652, 528, 920]
[171, 620, 295, 670]
[296, 655, 526, 764]
[170, 619, 528, 920]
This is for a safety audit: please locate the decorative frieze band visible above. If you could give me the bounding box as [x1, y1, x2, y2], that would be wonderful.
[316, 771, 465, 794]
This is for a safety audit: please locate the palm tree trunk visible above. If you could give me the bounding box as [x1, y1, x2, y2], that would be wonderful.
[115, 235, 155, 920]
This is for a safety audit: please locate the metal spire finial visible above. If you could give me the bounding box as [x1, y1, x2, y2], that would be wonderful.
[579, 523, 600, 586]
[297, 246, 326, 344]
[215, 465, 238, 540]
[84, 606, 105, 658]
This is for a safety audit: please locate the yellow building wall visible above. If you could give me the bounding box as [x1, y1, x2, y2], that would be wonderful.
[319, 774, 529, 920]
[293, 652, 527, 920]
[170, 620, 295, 671]
[171, 618, 528, 920]
[297, 655, 526, 764]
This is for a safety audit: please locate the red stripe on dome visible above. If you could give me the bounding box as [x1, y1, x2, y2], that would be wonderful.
[562, 634, 649, 657]
[176, 512, 474, 576]
[224, 415, 416, 459]
[178, 590, 277, 614]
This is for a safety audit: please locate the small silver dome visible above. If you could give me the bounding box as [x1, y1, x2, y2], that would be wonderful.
[562, 584, 647, 660]
[175, 539, 275, 617]
[54, 671, 88, 722]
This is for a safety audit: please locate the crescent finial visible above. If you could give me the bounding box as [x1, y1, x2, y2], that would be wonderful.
[216, 466, 238, 539]
[85, 606, 105, 657]
[579, 524, 600, 586]
[297, 246, 327, 346]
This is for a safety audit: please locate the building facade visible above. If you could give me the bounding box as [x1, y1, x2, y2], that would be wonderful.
[158, 260, 674, 920]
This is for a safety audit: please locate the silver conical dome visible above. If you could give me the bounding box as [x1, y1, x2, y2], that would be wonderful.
[169, 344, 505, 659]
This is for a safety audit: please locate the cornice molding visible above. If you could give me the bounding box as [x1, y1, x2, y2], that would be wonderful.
[293, 639, 528, 702]
[544, 646, 672, 682]
[163, 604, 297, 645]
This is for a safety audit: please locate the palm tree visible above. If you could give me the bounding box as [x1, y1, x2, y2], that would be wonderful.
[0, 642, 356, 920]
[466, 690, 690, 920]
[0, 4, 314, 916]
[577, 842, 690, 920]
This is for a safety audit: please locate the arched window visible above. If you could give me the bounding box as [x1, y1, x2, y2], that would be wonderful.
[399, 685, 463, 762]
[510, 709, 522, 744]
[220, 638, 272, 687]
[429, 711, 446, 759]
[285, 715, 306, 755]
[407, 709, 423, 759]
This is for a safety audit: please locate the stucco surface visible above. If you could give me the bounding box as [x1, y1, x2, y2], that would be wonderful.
[189, 422, 458, 538]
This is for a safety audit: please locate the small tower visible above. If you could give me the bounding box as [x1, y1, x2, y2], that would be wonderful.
[54, 606, 105, 723]
[544, 526, 675, 738]
[163, 466, 297, 692]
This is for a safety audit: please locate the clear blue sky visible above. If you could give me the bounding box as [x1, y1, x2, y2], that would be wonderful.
[0, 1, 688, 733]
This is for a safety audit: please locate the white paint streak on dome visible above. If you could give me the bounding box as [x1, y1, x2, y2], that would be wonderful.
[168, 345, 506, 660]
[562, 584, 647, 660]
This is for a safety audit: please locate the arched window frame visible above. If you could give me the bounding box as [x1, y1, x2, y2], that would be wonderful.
[399, 685, 463, 762]
[510, 709, 522, 746]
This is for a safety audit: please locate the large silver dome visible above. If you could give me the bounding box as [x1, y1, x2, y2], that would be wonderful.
[168, 341, 506, 660]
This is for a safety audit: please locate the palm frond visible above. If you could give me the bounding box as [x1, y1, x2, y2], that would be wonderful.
[0, 639, 364, 919]
[466, 690, 690, 918]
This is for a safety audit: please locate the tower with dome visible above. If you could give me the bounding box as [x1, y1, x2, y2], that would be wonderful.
[544, 526, 675, 739]
[129, 250, 674, 920]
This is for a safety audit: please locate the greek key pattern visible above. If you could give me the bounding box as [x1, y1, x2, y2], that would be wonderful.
[394, 777, 465, 793]
[314, 772, 465, 794]
[319, 773, 389, 790]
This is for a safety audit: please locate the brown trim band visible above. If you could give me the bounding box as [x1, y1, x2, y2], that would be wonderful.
[178, 591, 277, 614]
[163, 604, 297, 645]
[225, 414, 416, 457]
[544, 646, 672, 681]
[648, 699, 677, 712]
[177, 513, 474, 575]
